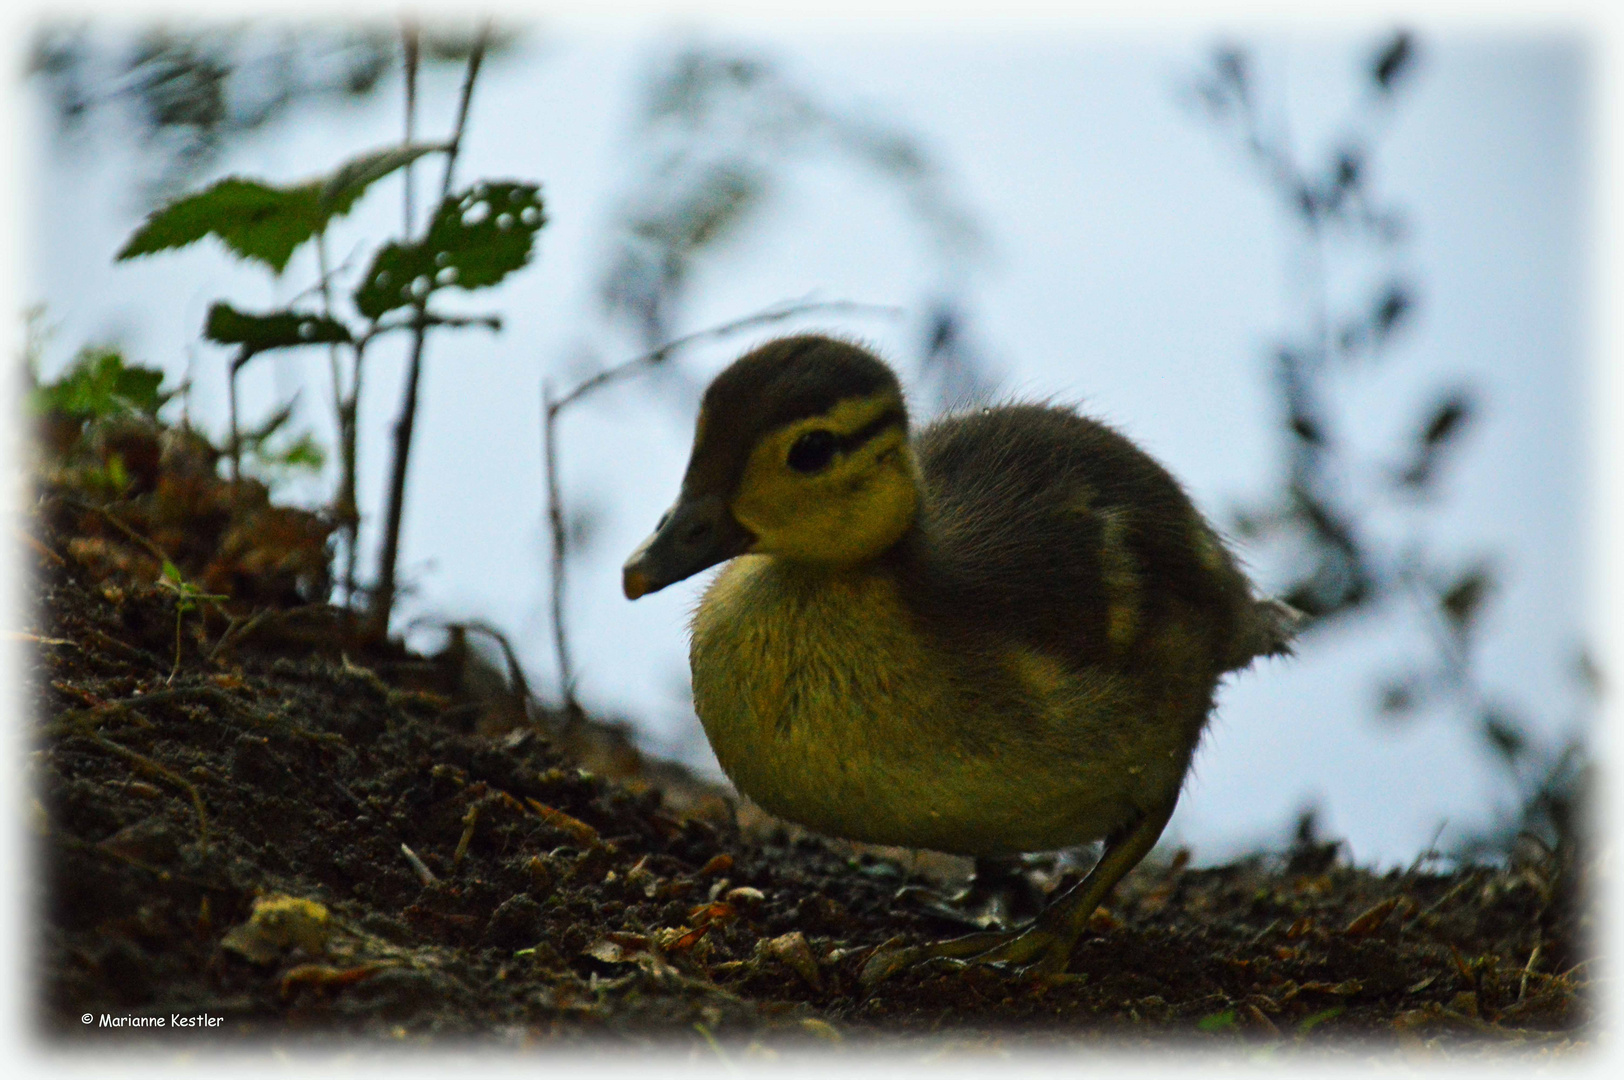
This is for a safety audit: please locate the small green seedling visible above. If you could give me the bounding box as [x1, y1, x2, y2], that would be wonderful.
[157, 560, 227, 681]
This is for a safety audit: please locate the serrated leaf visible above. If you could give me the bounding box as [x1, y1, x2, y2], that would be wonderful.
[1215, 46, 1248, 96]
[1481, 709, 1527, 761]
[1440, 564, 1493, 630]
[1335, 149, 1362, 191]
[318, 142, 449, 212]
[30, 346, 172, 420]
[1290, 413, 1324, 445]
[118, 148, 432, 274]
[1421, 393, 1472, 447]
[666, 167, 758, 251]
[1574, 649, 1603, 697]
[1373, 32, 1414, 92]
[1373, 284, 1413, 339]
[354, 181, 545, 319]
[118, 178, 325, 274]
[204, 303, 352, 365]
[1377, 679, 1420, 717]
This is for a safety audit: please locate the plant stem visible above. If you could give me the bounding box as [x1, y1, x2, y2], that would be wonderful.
[370, 315, 427, 635]
[541, 381, 578, 716]
[367, 24, 490, 638]
[171, 606, 184, 683]
[227, 353, 242, 483]
[402, 19, 419, 233]
[342, 343, 367, 603]
[315, 232, 361, 606]
[439, 28, 488, 201]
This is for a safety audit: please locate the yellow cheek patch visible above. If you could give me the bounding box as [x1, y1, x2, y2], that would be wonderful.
[731, 393, 918, 565]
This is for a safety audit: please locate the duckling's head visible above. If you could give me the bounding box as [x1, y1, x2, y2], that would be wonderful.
[623, 335, 918, 599]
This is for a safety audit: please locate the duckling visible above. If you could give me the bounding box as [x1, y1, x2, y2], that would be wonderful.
[622, 334, 1296, 979]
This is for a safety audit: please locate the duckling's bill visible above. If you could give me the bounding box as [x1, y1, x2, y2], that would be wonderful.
[622, 491, 754, 599]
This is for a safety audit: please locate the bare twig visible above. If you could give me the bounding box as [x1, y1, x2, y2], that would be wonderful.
[553, 297, 899, 414]
[400, 842, 437, 885]
[402, 18, 420, 232]
[60, 494, 170, 566]
[226, 349, 244, 482]
[541, 380, 577, 715]
[538, 296, 901, 709]
[314, 232, 362, 606]
[369, 22, 492, 638]
[17, 525, 66, 566]
[208, 607, 275, 662]
[438, 27, 489, 202]
[89, 733, 210, 854]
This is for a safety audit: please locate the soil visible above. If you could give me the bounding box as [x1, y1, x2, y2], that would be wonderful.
[20, 424, 1597, 1061]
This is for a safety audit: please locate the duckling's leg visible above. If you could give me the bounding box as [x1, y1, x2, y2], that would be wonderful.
[861, 798, 1176, 986]
[899, 855, 1045, 929]
[963, 855, 1047, 923]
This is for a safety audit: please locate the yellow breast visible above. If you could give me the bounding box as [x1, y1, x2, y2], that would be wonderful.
[689, 556, 1188, 856]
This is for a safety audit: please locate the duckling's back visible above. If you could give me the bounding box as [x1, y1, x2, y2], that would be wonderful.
[898, 404, 1279, 682]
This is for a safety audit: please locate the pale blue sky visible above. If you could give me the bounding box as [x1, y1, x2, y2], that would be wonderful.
[23, 21, 1593, 866]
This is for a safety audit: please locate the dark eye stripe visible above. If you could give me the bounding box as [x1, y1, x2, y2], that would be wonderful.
[832, 405, 906, 456]
[782, 403, 907, 476]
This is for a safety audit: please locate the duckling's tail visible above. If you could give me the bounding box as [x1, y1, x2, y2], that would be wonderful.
[1226, 597, 1303, 671]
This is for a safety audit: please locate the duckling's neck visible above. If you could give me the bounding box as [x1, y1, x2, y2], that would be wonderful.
[760, 502, 950, 614]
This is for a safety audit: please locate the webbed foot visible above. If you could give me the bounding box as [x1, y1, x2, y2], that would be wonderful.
[859, 921, 1074, 987]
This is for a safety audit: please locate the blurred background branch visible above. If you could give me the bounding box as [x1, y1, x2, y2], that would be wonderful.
[1188, 33, 1593, 864]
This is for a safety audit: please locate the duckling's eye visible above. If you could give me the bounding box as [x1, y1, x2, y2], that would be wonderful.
[786, 429, 837, 474]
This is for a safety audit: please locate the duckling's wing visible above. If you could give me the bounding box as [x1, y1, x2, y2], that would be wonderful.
[903, 405, 1261, 674]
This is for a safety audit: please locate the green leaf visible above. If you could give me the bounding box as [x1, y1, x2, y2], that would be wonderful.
[354, 181, 546, 319]
[1197, 1009, 1238, 1033]
[204, 303, 352, 366]
[84, 452, 131, 496]
[157, 559, 226, 609]
[1296, 1005, 1344, 1033]
[318, 142, 449, 212]
[246, 421, 326, 473]
[30, 346, 171, 420]
[117, 146, 441, 275]
[118, 178, 326, 274]
[266, 432, 326, 472]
